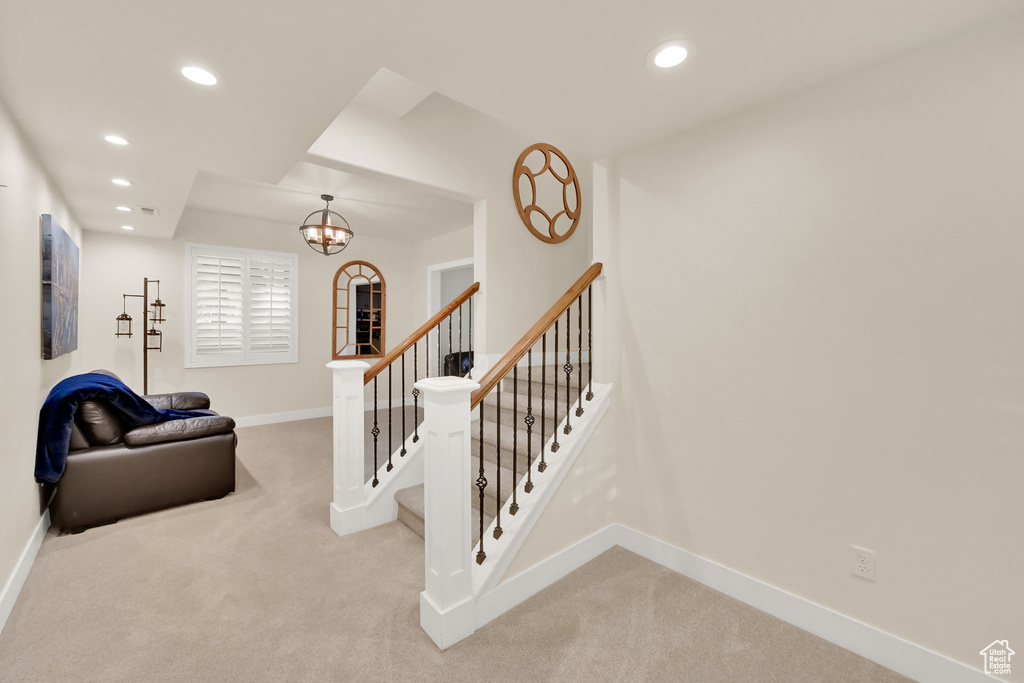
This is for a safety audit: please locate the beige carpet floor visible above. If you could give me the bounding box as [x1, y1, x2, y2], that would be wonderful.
[0, 418, 909, 682]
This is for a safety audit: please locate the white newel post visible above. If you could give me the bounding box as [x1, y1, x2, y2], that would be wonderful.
[327, 360, 370, 537]
[415, 376, 479, 649]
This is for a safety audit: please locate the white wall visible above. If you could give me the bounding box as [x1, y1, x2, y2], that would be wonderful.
[0, 100, 83, 597]
[511, 16, 1024, 676]
[412, 224, 474, 319]
[77, 208, 421, 419]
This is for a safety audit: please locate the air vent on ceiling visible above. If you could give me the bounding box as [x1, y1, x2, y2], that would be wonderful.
[140, 206, 159, 216]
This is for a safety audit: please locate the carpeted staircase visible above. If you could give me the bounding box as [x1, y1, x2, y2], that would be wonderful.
[394, 363, 588, 545]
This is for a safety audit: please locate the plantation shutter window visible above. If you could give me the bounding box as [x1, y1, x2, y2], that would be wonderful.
[248, 255, 294, 353]
[193, 253, 244, 355]
[187, 244, 298, 367]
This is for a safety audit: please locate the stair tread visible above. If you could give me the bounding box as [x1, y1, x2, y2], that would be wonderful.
[394, 484, 424, 518]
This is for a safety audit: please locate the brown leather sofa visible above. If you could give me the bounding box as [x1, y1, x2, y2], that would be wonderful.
[49, 375, 237, 533]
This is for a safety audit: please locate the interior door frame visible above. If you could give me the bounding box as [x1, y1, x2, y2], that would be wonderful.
[426, 257, 474, 319]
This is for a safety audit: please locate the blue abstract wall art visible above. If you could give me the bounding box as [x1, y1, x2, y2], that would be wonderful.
[41, 214, 79, 359]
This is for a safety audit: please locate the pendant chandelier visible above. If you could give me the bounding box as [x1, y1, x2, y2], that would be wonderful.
[299, 194, 353, 256]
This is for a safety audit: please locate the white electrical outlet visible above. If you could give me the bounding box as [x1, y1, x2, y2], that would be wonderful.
[851, 545, 877, 582]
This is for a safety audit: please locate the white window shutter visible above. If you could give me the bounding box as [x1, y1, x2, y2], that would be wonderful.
[248, 255, 294, 354]
[187, 244, 298, 367]
[193, 253, 245, 355]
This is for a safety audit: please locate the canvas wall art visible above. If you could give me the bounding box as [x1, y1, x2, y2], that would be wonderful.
[41, 214, 79, 359]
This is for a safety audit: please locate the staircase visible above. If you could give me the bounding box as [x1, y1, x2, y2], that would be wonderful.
[394, 362, 589, 545]
[328, 263, 605, 650]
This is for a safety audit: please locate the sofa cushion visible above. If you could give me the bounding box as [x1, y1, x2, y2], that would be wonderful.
[123, 415, 235, 446]
[75, 401, 128, 446]
[144, 392, 211, 411]
[68, 423, 90, 452]
[171, 392, 211, 411]
[144, 394, 172, 410]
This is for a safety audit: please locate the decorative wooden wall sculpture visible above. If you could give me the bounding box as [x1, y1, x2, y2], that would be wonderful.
[333, 260, 385, 360]
[512, 142, 582, 244]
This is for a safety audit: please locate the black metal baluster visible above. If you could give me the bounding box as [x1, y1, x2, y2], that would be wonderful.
[563, 308, 573, 435]
[576, 295, 584, 417]
[550, 321, 559, 454]
[476, 403, 486, 564]
[468, 298, 474, 380]
[446, 313, 453, 375]
[493, 390, 503, 539]
[413, 342, 420, 442]
[540, 336, 547, 470]
[387, 364, 394, 471]
[400, 352, 407, 456]
[437, 322, 442, 376]
[371, 377, 380, 487]
[587, 285, 594, 401]
[458, 304, 463, 376]
[525, 350, 534, 493]
[510, 366, 519, 515]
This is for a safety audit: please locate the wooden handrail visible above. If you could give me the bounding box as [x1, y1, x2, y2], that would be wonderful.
[364, 282, 480, 384]
[470, 263, 602, 408]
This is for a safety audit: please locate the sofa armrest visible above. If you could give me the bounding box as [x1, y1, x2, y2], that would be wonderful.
[144, 392, 211, 411]
[124, 415, 234, 446]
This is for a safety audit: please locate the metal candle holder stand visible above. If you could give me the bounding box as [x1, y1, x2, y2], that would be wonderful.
[114, 277, 165, 394]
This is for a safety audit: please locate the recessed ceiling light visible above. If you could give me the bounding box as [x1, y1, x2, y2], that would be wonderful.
[181, 66, 217, 86]
[646, 40, 693, 71]
[121, 225, 135, 231]
[112, 178, 132, 186]
[116, 206, 132, 212]
[104, 134, 129, 146]
[655, 46, 688, 68]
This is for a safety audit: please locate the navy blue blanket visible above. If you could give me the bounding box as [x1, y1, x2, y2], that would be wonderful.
[36, 373, 209, 483]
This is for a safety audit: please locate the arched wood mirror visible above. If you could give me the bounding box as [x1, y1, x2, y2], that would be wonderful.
[333, 261, 385, 359]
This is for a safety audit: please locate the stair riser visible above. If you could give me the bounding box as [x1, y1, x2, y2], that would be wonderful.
[397, 505, 425, 540]
[477, 472, 520, 508]
[397, 498, 496, 548]
[473, 437, 550, 475]
[482, 402, 567, 429]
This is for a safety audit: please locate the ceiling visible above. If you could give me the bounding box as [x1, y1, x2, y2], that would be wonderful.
[186, 162, 473, 242]
[1, 0, 1020, 239]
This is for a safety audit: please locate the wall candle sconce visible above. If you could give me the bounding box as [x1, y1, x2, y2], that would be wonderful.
[115, 278, 164, 393]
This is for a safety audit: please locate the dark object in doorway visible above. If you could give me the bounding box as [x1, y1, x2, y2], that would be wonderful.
[444, 351, 474, 378]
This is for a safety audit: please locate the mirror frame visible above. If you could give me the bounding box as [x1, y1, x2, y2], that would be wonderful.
[332, 260, 386, 360]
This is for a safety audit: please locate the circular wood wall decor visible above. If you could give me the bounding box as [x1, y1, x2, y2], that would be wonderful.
[513, 143, 582, 244]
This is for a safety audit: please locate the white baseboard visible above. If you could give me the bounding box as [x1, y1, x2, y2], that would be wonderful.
[480, 523, 992, 683]
[363, 398, 413, 411]
[0, 511, 50, 635]
[234, 406, 332, 428]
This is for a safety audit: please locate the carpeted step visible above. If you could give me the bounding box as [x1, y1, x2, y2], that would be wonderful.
[500, 363, 590, 399]
[395, 484, 497, 547]
[481, 390, 575, 429]
[473, 418, 552, 473]
[479, 457, 520, 508]
[395, 485, 426, 539]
